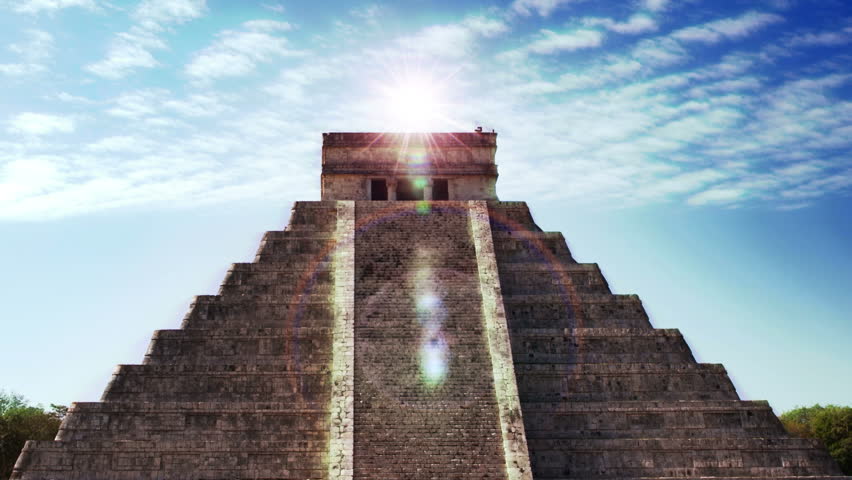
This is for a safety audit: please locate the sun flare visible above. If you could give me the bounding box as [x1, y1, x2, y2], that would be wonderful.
[380, 77, 448, 131]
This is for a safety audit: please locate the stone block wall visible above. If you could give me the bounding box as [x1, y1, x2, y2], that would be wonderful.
[11, 197, 850, 480]
[487, 200, 847, 479]
[12, 202, 343, 480]
[352, 202, 509, 479]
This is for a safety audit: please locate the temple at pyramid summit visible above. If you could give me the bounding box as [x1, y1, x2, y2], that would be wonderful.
[13, 132, 850, 479]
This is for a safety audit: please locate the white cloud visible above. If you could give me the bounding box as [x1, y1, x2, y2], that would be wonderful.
[687, 186, 748, 205]
[1, 29, 53, 76]
[106, 90, 165, 118]
[638, 168, 728, 199]
[54, 91, 95, 103]
[133, 0, 206, 29]
[463, 16, 509, 37]
[511, 0, 578, 17]
[643, 0, 671, 12]
[585, 14, 658, 35]
[10, 0, 96, 14]
[7, 112, 74, 136]
[632, 37, 687, 66]
[85, 34, 162, 79]
[672, 11, 784, 44]
[86, 1, 205, 79]
[395, 16, 508, 58]
[261, 2, 284, 14]
[85, 135, 152, 154]
[0, 63, 45, 75]
[526, 29, 604, 54]
[186, 28, 301, 81]
[242, 19, 292, 32]
[0, 157, 65, 207]
[265, 62, 338, 103]
[350, 4, 382, 25]
[163, 93, 230, 117]
[786, 29, 852, 47]
[9, 29, 54, 62]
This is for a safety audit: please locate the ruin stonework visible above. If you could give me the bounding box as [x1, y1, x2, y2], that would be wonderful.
[13, 132, 849, 480]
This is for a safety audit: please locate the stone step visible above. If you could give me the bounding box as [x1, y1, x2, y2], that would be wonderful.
[528, 437, 842, 478]
[14, 440, 326, 480]
[253, 251, 334, 265]
[517, 363, 739, 402]
[142, 327, 333, 361]
[102, 367, 330, 402]
[217, 283, 333, 297]
[486, 201, 541, 232]
[522, 399, 786, 439]
[499, 264, 611, 295]
[511, 327, 693, 364]
[255, 237, 339, 257]
[265, 229, 337, 239]
[504, 294, 652, 329]
[516, 352, 695, 365]
[492, 231, 575, 263]
[148, 327, 333, 338]
[221, 266, 332, 286]
[60, 408, 327, 439]
[181, 298, 334, 329]
[190, 293, 333, 305]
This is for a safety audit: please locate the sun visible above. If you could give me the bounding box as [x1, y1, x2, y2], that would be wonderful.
[378, 75, 450, 132]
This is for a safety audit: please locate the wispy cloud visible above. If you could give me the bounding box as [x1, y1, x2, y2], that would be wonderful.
[185, 22, 302, 81]
[511, 0, 580, 17]
[8, 0, 97, 14]
[1, 3, 850, 220]
[395, 16, 508, 59]
[85, 27, 166, 79]
[1, 30, 53, 76]
[501, 28, 603, 60]
[672, 11, 784, 44]
[687, 186, 748, 205]
[786, 27, 852, 47]
[86, 0, 207, 79]
[643, 0, 671, 12]
[584, 14, 658, 35]
[133, 0, 207, 29]
[7, 112, 74, 136]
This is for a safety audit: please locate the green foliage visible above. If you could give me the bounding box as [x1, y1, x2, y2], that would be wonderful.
[0, 391, 65, 480]
[780, 404, 852, 475]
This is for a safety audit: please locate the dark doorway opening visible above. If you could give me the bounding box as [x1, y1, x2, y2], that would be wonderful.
[371, 179, 388, 200]
[433, 179, 449, 200]
[397, 178, 424, 200]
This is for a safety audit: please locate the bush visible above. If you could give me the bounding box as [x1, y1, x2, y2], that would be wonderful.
[780, 404, 852, 475]
[0, 391, 65, 480]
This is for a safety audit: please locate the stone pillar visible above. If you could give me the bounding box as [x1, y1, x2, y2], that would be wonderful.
[469, 200, 534, 480]
[387, 179, 397, 201]
[424, 178, 434, 201]
[328, 201, 355, 480]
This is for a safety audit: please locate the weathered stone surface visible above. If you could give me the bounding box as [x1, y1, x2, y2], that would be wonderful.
[12, 132, 849, 480]
[321, 132, 498, 201]
[487, 200, 848, 479]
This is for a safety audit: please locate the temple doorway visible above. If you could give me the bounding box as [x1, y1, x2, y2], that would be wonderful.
[397, 178, 424, 200]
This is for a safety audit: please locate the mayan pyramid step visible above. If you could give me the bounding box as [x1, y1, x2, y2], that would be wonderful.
[13, 132, 847, 480]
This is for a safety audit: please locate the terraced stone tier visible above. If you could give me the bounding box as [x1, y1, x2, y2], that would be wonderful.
[12, 202, 341, 480]
[487, 200, 847, 479]
[11, 198, 848, 480]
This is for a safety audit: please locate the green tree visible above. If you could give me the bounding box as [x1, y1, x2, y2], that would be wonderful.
[0, 391, 65, 480]
[780, 404, 852, 475]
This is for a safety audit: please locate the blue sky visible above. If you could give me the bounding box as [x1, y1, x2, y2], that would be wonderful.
[0, 0, 850, 413]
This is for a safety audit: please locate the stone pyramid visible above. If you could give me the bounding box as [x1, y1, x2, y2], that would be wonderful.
[13, 132, 849, 480]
